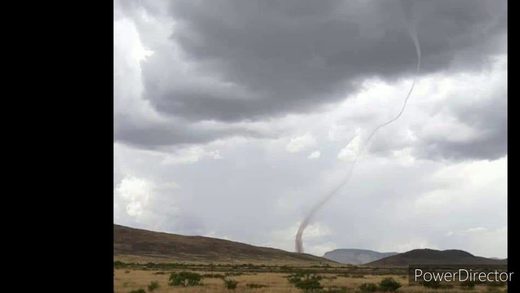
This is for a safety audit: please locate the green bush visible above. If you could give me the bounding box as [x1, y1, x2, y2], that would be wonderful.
[351, 273, 365, 278]
[129, 289, 146, 293]
[286, 273, 323, 292]
[147, 281, 160, 291]
[421, 280, 453, 289]
[246, 283, 267, 288]
[280, 265, 291, 272]
[168, 271, 202, 287]
[421, 280, 441, 288]
[294, 277, 322, 292]
[486, 287, 507, 293]
[378, 277, 401, 292]
[203, 273, 225, 278]
[287, 273, 303, 284]
[359, 283, 378, 292]
[322, 275, 338, 280]
[487, 281, 507, 287]
[460, 280, 477, 290]
[323, 286, 348, 292]
[224, 278, 238, 289]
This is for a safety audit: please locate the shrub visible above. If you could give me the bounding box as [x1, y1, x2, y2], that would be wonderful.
[287, 273, 322, 282]
[421, 280, 441, 288]
[246, 283, 267, 289]
[460, 280, 477, 290]
[351, 273, 365, 278]
[287, 272, 305, 283]
[129, 289, 146, 293]
[294, 277, 322, 292]
[203, 273, 225, 278]
[224, 278, 238, 289]
[287, 273, 304, 284]
[287, 273, 323, 292]
[359, 283, 378, 292]
[168, 271, 202, 287]
[487, 281, 507, 287]
[379, 277, 401, 292]
[280, 265, 291, 272]
[147, 281, 160, 292]
[322, 275, 338, 280]
[323, 286, 348, 292]
[421, 280, 453, 289]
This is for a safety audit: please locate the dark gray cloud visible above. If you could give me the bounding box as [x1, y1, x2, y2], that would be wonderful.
[417, 86, 507, 161]
[140, 0, 505, 122]
[114, 0, 507, 258]
[115, 0, 506, 160]
[114, 115, 264, 149]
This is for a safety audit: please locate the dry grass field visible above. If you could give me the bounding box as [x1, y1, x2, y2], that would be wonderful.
[113, 226, 508, 292]
[114, 266, 508, 293]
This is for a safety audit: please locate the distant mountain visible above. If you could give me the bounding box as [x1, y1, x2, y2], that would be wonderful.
[323, 249, 398, 265]
[366, 249, 507, 267]
[114, 224, 336, 265]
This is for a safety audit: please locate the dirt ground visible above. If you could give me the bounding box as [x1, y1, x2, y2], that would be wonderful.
[114, 268, 507, 293]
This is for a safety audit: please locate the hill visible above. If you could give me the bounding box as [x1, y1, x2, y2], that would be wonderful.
[114, 224, 336, 265]
[323, 249, 398, 265]
[366, 248, 507, 267]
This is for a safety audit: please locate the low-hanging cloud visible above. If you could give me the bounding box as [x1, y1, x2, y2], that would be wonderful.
[115, 0, 506, 150]
[151, 0, 505, 120]
[114, 0, 507, 259]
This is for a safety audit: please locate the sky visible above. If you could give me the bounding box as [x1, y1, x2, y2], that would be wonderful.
[114, 0, 507, 258]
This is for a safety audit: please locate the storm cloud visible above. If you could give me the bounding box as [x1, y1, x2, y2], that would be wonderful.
[148, 0, 504, 120]
[114, 0, 507, 258]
